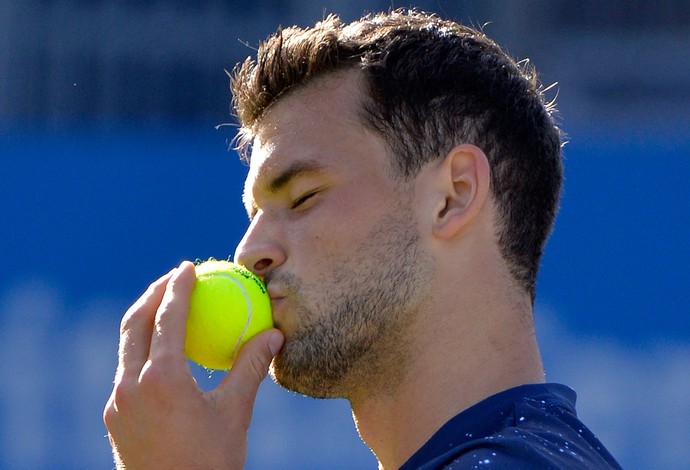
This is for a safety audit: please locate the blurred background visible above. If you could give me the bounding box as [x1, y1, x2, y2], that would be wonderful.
[1, 1, 688, 469]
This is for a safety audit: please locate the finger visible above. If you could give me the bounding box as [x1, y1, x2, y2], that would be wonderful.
[117, 268, 176, 382]
[149, 260, 196, 366]
[213, 329, 284, 420]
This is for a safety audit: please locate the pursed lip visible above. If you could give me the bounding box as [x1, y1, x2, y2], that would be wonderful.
[266, 284, 287, 316]
[267, 283, 286, 301]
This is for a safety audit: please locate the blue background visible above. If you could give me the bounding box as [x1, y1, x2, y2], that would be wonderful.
[1, 1, 689, 469]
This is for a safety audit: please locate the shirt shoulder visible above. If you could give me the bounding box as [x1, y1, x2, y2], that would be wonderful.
[428, 427, 618, 470]
[400, 383, 622, 470]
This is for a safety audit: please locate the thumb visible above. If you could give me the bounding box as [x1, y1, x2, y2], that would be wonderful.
[213, 329, 284, 417]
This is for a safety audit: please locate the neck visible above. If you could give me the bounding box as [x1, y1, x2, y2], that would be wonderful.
[350, 287, 545, 470]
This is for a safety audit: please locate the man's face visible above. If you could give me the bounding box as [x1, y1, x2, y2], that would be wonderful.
[234, 72, 433, 399]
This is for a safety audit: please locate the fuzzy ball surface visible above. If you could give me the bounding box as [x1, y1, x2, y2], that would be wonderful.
[185, 260, 273, 370]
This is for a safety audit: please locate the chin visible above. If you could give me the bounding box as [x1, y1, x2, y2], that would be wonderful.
[268, 337, 346, 399]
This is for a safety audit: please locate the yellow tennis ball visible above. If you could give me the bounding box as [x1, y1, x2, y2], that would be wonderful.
[185, 259, 273, 370]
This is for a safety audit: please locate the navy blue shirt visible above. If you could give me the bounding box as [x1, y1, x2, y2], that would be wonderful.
[400, 383, 621, 469]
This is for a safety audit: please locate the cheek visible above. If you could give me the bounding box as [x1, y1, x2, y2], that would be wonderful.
[335, 182, 392, 224]
[288, 187, 381, 261]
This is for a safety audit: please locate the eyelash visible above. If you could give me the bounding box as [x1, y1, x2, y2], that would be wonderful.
[248, 190, 319, 220]
[291, 191, 317, 209]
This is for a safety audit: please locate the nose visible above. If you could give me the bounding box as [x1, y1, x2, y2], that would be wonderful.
[234, 214, 287, 278]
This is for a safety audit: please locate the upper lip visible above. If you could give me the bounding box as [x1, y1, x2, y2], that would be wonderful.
[266, 283, 286, 300]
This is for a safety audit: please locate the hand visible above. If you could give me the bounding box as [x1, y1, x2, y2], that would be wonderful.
[103, 261, 284, 470]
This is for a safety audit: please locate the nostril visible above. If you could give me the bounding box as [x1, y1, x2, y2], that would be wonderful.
[253, 258, 273, 273]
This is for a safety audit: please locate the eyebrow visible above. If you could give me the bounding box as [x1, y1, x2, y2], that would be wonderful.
[265, 159, 326, 194]
[245, 159, 327, 218]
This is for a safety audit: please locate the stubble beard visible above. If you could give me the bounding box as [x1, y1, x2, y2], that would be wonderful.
[268, 204, 433, 401]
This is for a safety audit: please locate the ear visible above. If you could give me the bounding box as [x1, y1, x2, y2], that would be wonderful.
[432, 144, 491, 239]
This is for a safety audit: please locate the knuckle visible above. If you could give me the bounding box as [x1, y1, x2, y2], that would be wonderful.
[103, 395, 117, 426]
[137, 357, 183, 395]
[119, 305, 145, 335]
[119, 276, 167, 334]
[138, 360, 166, 390]
[103, 379, 137, 427]
[110, 379, 137, 409]
[248, 353, 270, 382]
[119, 311, 135, 335]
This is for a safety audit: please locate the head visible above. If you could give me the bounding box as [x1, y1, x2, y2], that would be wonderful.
[231, 9, 563, 398]
[232, 9, 563, 302]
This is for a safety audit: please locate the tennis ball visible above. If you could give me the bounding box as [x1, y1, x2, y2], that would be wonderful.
[185, 259, 273, 370]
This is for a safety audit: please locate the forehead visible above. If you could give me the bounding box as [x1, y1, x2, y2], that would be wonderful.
[242, 71, 385, 196]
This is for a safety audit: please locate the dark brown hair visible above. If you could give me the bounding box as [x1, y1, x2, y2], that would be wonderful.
[231, 9, 563, 301]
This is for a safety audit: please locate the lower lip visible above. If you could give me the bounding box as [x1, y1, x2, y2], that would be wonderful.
[269, 298, 287, 329]
[270, 297, 286, 313]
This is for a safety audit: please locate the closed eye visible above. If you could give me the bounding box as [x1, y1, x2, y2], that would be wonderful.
[291, 191, 318, 210]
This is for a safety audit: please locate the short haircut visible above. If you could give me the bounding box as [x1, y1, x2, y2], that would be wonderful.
[231, 9, 564, 301]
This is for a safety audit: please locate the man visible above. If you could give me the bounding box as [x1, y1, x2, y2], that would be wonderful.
[104, 9, 621, 469]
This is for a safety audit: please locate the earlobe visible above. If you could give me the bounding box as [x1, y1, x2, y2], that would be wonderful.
[433, 144, 491, 240]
